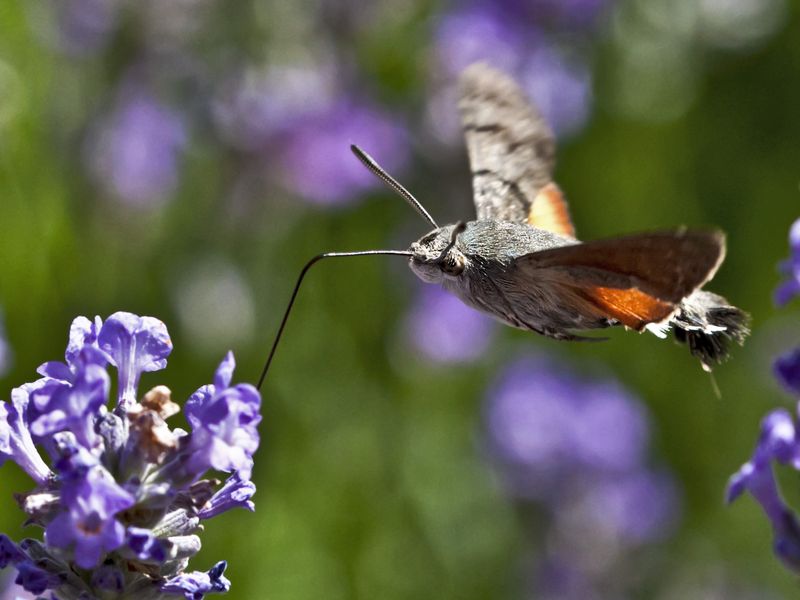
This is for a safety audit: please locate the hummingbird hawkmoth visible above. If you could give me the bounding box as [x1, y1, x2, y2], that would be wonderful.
[256, 62, 749, 389]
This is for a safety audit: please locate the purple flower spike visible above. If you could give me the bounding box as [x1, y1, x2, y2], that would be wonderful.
[98, 312, 172, 409]
[775, 348, 800, 396]
[0, 313, 259, 597]
[46, 467, 134, 569]
[0, 387, 53, 485]
[775, 217, 800, 306]
[727, 409, 800, 571]
[198, 472, 256, 520]
[161, 560, 231, 599]
[184, 353, 261, 480]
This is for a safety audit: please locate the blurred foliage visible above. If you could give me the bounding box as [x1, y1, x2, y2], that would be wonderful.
[0, 0, 799, 598]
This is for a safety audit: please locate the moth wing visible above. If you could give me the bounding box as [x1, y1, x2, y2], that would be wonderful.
[458, 62, 575, 238]
[514, 230, 726, 330]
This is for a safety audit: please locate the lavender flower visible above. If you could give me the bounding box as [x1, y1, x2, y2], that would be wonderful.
[728, 216, 800, 574]
[405, 285, 495, 363]
[727, 409, 800, 571]
[775, 217, 800, 305]
[0, 312, 261, 598]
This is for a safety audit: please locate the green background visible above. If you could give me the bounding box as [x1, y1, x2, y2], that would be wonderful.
[0, 0, 799, 597]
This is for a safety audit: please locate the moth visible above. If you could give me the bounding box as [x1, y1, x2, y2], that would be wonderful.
[256, 62, 749, 389]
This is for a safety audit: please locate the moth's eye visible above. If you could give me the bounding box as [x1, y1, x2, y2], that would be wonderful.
[441, 255, 464, 276]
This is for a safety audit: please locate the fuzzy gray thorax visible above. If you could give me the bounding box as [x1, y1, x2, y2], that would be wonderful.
[408, 219, 576, 284]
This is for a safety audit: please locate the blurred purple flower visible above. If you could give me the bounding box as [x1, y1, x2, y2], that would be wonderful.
[88, 92, 186, 209]
[434, 5, 527, 77]
[518, 47, 592, 138]
[279, 100, 409, 205]
[486, 357, 650, 498]
[727, 409, 800, 571]
[405, 285, 495, 363]
[0, 310, 11, 378]
[485, 354, 679, 595]
[492, 0, 612, 29]
[775, 217, 800, 306]
[213, 65, 336, 151]
[432, 2, 595, 140]
[47, 0, 119, 57]
[585, 470, 679, 544]
[775, 348, 800, 396]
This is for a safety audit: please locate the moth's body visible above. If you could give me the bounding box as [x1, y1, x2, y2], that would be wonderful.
[411, 221, 606, 338]
[400, 62, 749, 367]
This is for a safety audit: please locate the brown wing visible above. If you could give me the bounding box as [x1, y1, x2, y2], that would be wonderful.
[458, 63, 575, 238]
[515, 230, 726, 330]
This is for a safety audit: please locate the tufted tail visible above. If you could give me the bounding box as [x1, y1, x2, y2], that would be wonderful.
[671, 290, 750, 370]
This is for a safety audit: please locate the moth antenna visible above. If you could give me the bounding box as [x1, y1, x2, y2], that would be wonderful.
[257, 249, 413, 390]
[350, 144, 439, 229]
[434, 221, 466, 264]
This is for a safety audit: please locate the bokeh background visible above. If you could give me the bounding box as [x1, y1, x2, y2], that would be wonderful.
[1, 0, 799, 598]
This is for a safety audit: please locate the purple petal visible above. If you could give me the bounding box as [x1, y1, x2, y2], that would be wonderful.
[790, 218, 800, 255]
[14, 561, 60, 596]
[727, 408, 800, 572]
[0, 391, 52, 485]
[198, 472, 256, 520]
[161, 561, 231, 599]
[775, 348, 800, 396]
[0, 535, 26, 568]
[775, 218, 800, 306]
[125, 527, 169, 562]
[64, 316, 100, 366]
[98, 312, 172, 408]
[213, 352, 235, 391]
[29, 363, 109, 451]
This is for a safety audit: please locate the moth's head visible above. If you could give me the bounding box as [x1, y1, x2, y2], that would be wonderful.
[409, 225, 466, 284]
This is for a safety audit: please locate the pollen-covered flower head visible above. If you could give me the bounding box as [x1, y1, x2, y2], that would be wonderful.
[0, 312, 261, 599]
